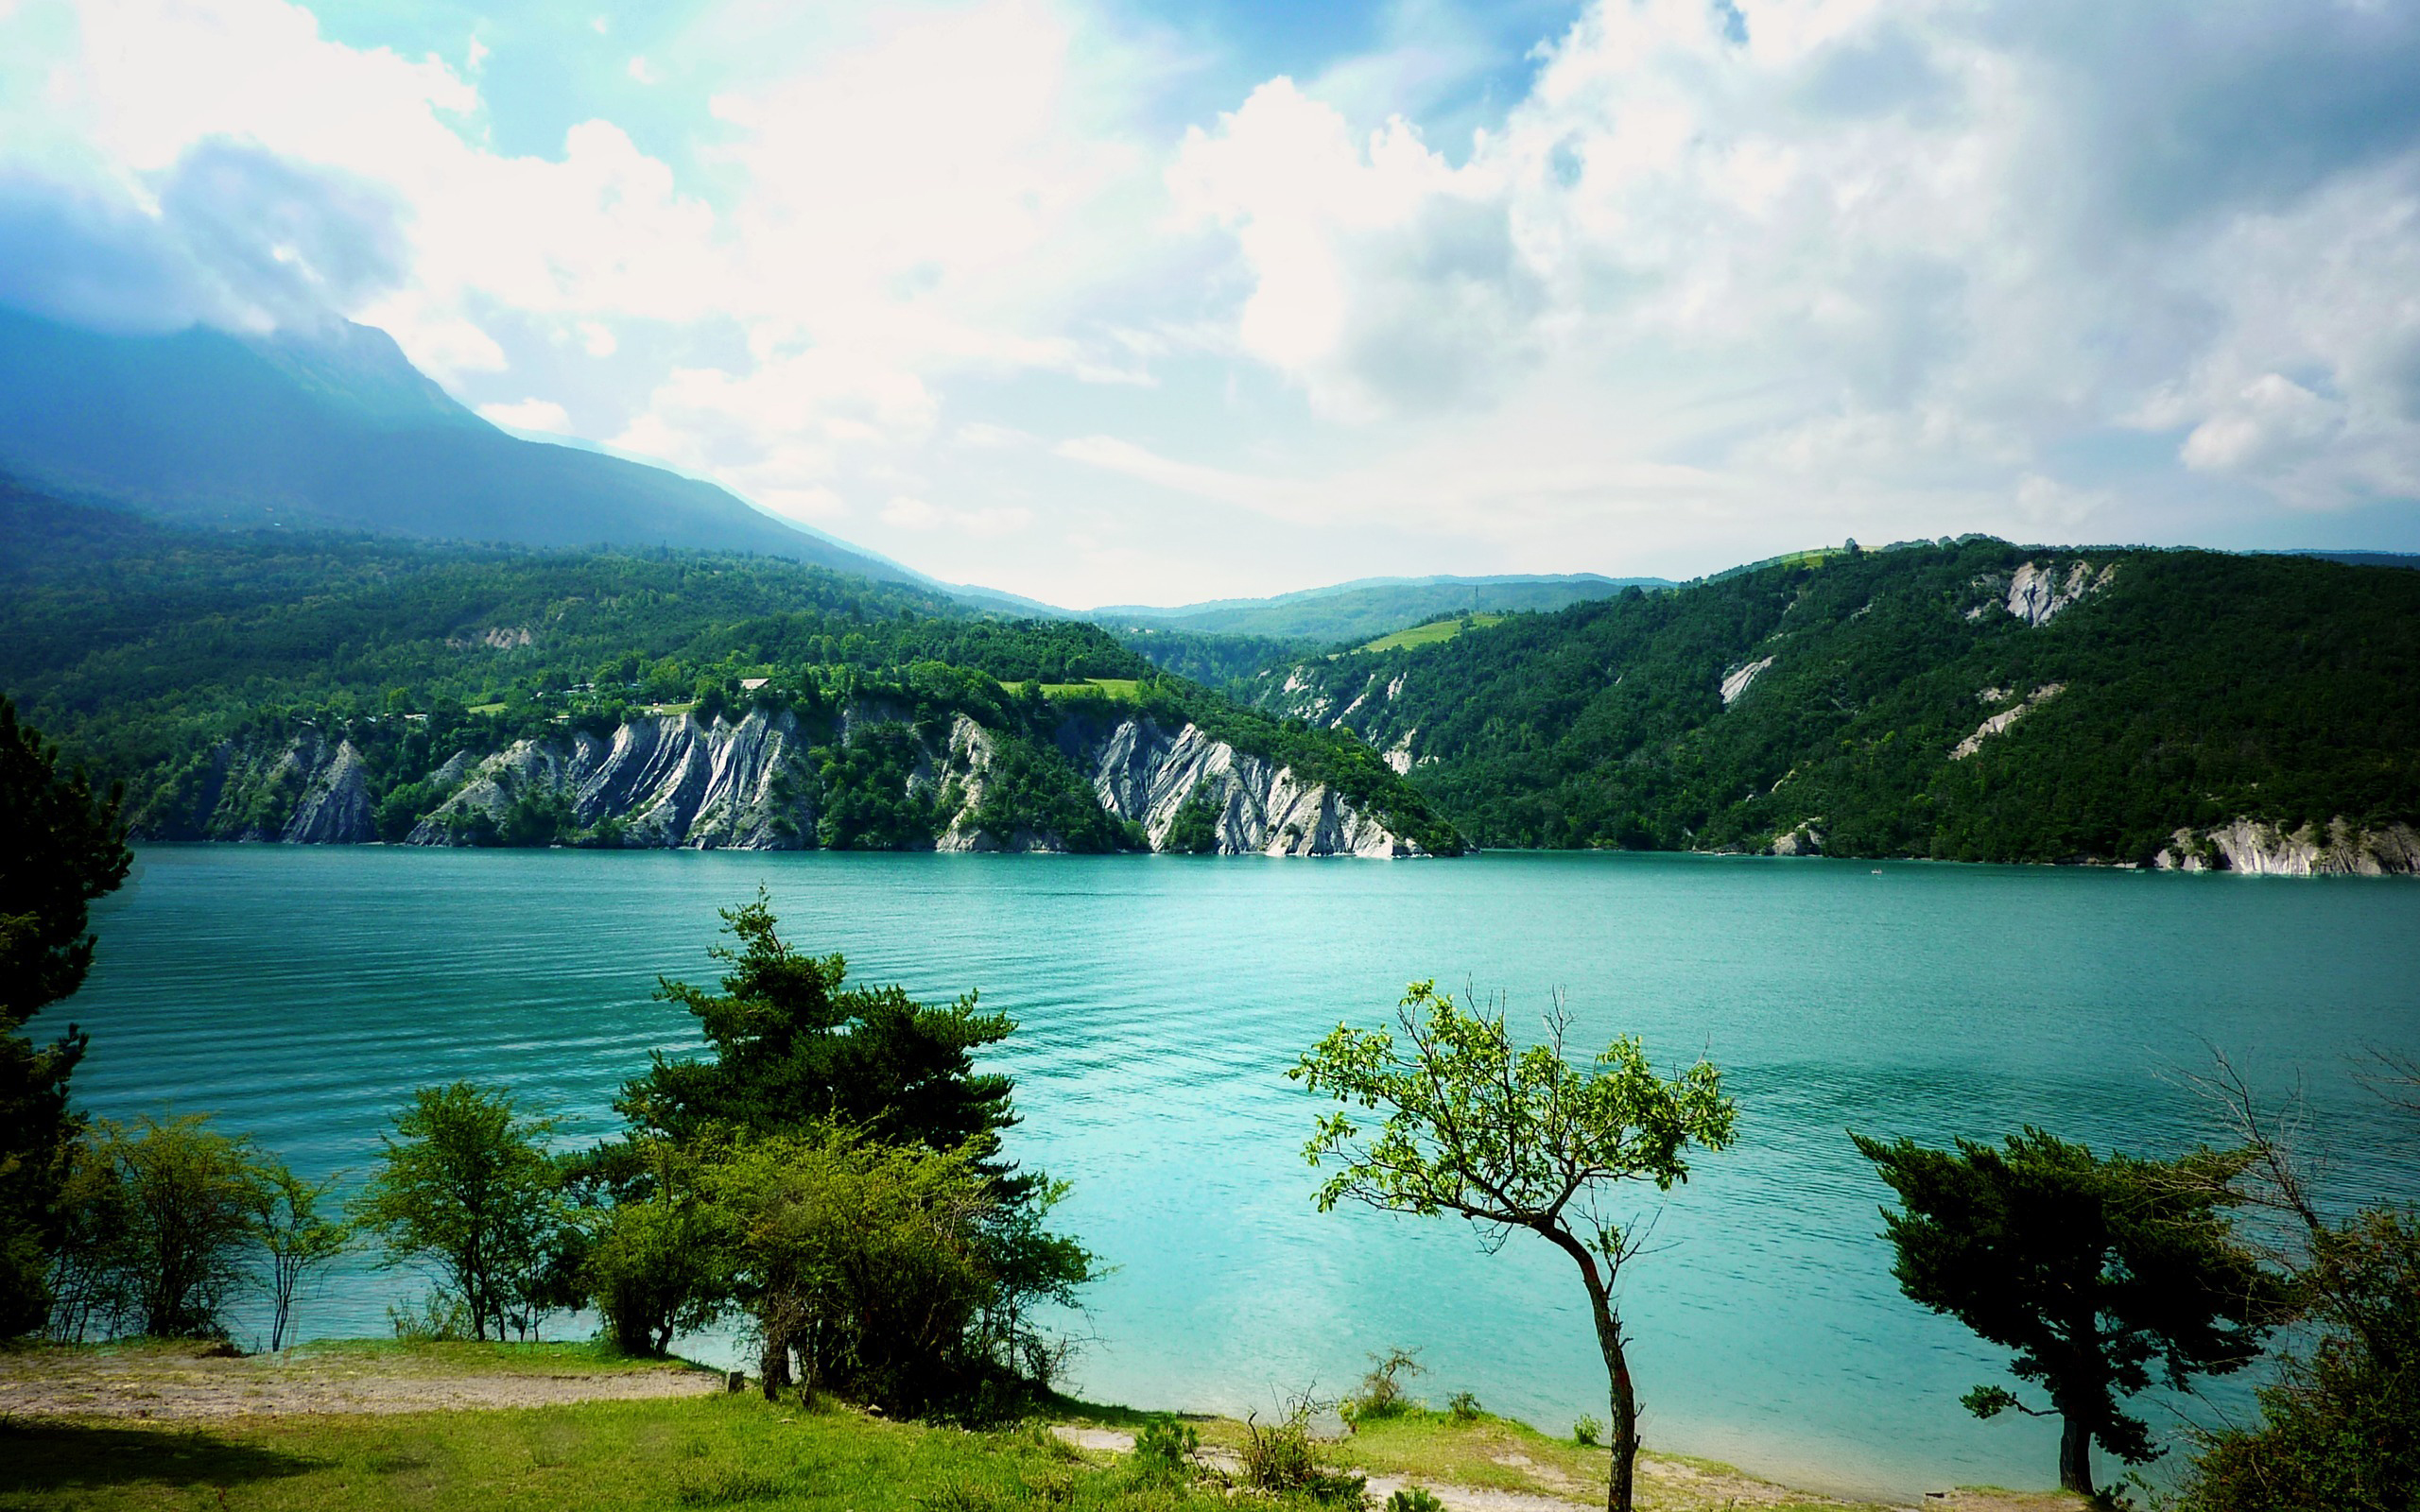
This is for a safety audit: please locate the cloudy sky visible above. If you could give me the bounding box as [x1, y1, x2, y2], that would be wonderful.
[3, 0, 2417, 605]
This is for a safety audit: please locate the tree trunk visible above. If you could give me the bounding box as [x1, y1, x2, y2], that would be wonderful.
[2058, 1415, 2093, 1498]
[759, 1330, 791, 1401]
[1546, 1227, 1639, 1512]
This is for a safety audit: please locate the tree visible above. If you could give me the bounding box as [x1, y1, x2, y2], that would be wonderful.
[1291, 981, 1737, 1512]
[2169, 1053, 2420, 1511]
[704, 1128, 997, 1416]
[624, 891, 1019, 1160]
[251, 1162, 349, 1352]
[1853, 1127, 2281, 1499]
[571, 1131, 725, 1357]
[98, 1114, 271, 1338]
[0, 696, 130, 1334]
[353, 1083, 565, 1342]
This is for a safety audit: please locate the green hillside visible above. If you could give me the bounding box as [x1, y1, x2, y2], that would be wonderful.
[1253, 540, 2420, 865]
[0, 484, 1456, 852]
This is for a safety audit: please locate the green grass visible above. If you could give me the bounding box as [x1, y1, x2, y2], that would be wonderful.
[1356, 614, 1505, 654]
[464, 702, 507, 716]
[0, 1393, 1287, 1512]
[997, 679, 1145, 701]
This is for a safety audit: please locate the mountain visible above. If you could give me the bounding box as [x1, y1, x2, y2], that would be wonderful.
[1251, 540, 2420, 873]
[0, 484, 1456, 856]
[1085, 573, 1670, 644]
[0, 306, 914, 579]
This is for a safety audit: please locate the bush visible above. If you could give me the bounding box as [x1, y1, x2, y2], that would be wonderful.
[1341, 1347, 1424, 1427]
[77, 1115, 268, 1339]
[1130, 1418, 1201, 1485]
[1572, 1415, 1602, 1447]
[1241, 1399, 1366, 1505]
[584, 1194, 725, 1357]
[1386, 1490, 1444, 1512]
[1447, 1391, 1481, 1424]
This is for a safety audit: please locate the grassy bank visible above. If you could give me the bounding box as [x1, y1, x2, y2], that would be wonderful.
[0, 1342, 2082, 1512]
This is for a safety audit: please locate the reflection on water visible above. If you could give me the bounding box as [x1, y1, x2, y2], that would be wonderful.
[72, 847, 2420, 1499]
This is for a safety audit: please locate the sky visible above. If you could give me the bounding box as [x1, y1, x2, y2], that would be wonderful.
[2, 0, 2418, 607]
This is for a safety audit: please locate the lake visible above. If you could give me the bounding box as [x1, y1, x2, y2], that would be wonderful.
[67, 846, 2420, 1500]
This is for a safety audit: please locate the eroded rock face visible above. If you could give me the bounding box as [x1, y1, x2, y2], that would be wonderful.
[144, 728, 377, 843]
[1074, 714, 1429, 857]
[408, 709, 819, 849]
[2154, 818, 2420, 876]
[282, 738, 374, 843]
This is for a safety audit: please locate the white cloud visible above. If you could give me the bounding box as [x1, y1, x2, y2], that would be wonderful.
[2, 0, 2414, 600]
[477, 397, 575, 434]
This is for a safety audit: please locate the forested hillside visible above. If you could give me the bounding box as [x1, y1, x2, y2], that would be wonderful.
[1253, 539, 2420, 869]
[0, 484, 1455, 854]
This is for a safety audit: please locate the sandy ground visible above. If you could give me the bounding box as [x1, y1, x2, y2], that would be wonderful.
[1039, 1425, 2036, 1512]
[0, 1343, 724, 1419]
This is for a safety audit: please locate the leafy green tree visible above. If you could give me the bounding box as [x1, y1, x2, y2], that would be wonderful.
[353, 1083, 566, 1342]
[626, 892, 1021, 1162]
[1853, 1127, 2281, 1498]
[250, 1162, 349, 1351]
[1292, 982, 1737, 1512]
[95, 1114, 271, 1338]
[571, 1131, 725, 1357]
[0, 696, 130, 1334]
[704, 1129, 997, 1416]
[613, 896, 1092, 1401]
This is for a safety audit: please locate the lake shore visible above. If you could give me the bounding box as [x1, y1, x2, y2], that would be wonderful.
[0, 1340, 2083, 1512]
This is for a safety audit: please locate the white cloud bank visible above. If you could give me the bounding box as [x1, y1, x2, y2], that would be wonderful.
[0, 0, 2415, 602]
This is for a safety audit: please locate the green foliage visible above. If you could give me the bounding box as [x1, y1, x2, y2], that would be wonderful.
[1341, 1347, 1425, 1427]
[249, 1163, 349, 1352]
[1854, 1127, 2283, 1497]
[703, 1129, 1000, 1418]
[1241, 1398, 1367, 1503]
[1445, 1393, 1481, 1424]
[1571, 1416, 1602, 1448]
[1294, 983, 1736, 1246]
[352, 1083, 570, 1343]
[0, 696, 129, 1335]
[628, 894, 1021, 1161]
[1386, 1487, 1446, 1512]
[1159, 786, 1222, 854]
[1294, 981, 1736, 1512]
[611, 896, 1091, 1411]
[68, 1115, 272, 1339]
[1259, 541, 2420, 860]
[2173, 1208, 2420, 1511]
[960, 733, 1139, 853]
[1130, 1418, 1201, 1484]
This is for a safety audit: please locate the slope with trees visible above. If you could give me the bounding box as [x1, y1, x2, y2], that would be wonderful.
[1254, 539, 2420, 867]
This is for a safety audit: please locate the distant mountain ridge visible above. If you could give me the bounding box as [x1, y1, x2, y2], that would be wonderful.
[1084, 573, 1671, 644]
[0, 306, 915, 580]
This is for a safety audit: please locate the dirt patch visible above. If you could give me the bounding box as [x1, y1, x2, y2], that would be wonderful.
[0, 1343, 723, 1420]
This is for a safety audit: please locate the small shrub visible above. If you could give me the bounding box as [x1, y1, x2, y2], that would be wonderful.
[1243, 1399, 1366, 1504]
[1342, 1347, 1425, 1428]
[1572, 1416, 1602, 1448]
[1387, 1489, 1445, 1512]
[1132, 1418, 1201, 1483]
[1447, 1391, 1481, 1424]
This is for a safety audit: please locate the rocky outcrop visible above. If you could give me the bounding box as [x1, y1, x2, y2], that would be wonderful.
[1720, 656, 1775, 705]
[408, 708, 819, 849]
[139, 727, 377, 843]
[2155, 818, 2420, 876]
[1970, 559, 2116, 626]
[1075, 714, 1430, 856]
[282, 738, 374, 843]
[1951, 683, 2065, 759]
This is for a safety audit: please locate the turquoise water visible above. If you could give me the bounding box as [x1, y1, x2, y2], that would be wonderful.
[66, 847, 2420, 1499]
